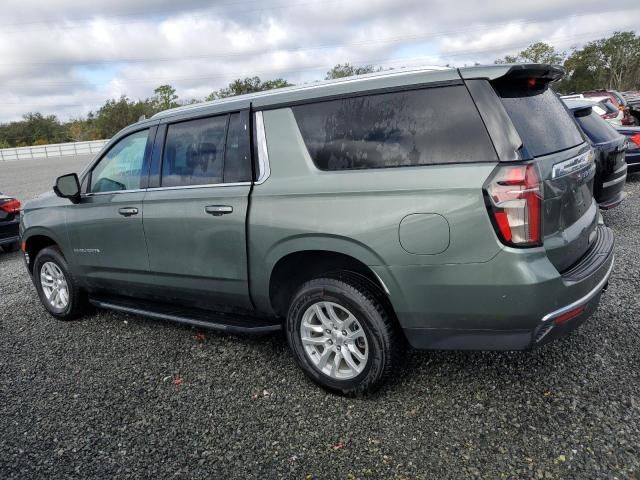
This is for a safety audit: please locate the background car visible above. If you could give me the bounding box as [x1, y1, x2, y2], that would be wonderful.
[621, 90, 640, 125]
[583, 90, 636, 126]
[584, 96, 625, 126]
[0, 194, 21, 252]
[564, 99, 627, 209]
[616, 126, 640, 173]
[561, 94, 625, 126]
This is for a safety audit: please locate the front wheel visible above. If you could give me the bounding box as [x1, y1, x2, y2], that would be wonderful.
[33, 246, 88, 320]
[286, 273, 404, 396]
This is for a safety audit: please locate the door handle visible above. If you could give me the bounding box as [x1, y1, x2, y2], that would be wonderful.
[118, 207, 139, 217]
[205, 205, 233, 216]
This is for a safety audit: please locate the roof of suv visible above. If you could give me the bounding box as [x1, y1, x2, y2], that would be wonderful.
[151, 63, 564, 122]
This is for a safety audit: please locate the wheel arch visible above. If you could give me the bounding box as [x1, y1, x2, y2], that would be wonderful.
[22, 228, 65, 273]
[266, 238, 393, 319]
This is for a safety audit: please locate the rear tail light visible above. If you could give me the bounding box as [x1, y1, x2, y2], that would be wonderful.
[0, 198, 21, 214]
[484, 163, 542, 247]
[630, 134, 640, 147]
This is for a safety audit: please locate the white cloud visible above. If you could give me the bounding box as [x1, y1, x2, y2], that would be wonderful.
[0, 0, 637, 122]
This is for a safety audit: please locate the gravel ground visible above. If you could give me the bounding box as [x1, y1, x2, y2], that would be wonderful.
[0, 156, 639, 479]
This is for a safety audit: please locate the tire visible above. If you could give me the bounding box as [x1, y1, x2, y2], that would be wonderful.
[286, 272, 404, 396]
[33, 246, 88, 320]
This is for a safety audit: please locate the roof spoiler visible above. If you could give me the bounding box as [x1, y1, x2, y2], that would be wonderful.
[569, 105, 593, 118]
[458, 64, 565, 83]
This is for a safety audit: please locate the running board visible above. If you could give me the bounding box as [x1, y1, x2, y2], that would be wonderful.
[89, 299, 282, 335]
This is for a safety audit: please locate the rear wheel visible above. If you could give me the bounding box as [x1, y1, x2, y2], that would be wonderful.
[286, 273, 403, 396]
[33, 246, 88, 320]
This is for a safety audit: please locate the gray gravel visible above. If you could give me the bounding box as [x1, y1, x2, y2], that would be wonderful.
[0, 156, 639, 479]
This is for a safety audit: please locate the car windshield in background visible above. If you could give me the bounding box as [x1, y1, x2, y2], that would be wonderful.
[577, 110, 623, 144]
[497, 86, 584, 157]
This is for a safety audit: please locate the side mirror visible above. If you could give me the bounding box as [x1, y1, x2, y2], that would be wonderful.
[54, 173, 81, 203]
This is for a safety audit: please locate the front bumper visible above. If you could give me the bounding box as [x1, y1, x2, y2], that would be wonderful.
[378, 226, 615, 351]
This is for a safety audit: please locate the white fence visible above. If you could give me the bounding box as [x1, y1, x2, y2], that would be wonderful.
[0, 139, 109, 162]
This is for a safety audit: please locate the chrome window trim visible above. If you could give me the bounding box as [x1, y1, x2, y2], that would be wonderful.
[83, 188, 147, 197]
[148, 182, 251, 192]
[82, 182, 252, 197]
[254, 111, 271, 185]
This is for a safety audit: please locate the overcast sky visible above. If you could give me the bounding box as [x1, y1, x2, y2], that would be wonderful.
[0, 0, 638, 122]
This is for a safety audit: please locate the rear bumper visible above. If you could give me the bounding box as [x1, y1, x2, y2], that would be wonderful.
[626, 152, 640, 173]
[597, 162, 627, 209]
[0, 218, 20, 246]
[379, 226, 615, 350]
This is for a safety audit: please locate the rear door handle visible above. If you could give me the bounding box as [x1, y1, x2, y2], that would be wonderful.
[118, 207, 139, 217]
[205, 205, 233, 216]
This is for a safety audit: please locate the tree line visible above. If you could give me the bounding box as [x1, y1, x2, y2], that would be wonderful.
[0, 31, 637, 148]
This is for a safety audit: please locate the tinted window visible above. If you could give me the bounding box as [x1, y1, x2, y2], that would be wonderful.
[162, 116, 227, 187]
[90, 129, 149, 193]
[497, 86, 583, 157]
[224, 112, 251, 183]
[292, 86, 497, 171]
[577, 111, 622, 144]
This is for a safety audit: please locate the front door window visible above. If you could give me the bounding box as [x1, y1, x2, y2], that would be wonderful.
[90, 129, 149, 193]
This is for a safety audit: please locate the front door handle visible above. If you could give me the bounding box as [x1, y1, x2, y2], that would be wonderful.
[205, 205, 233, 216]
[118, 207, 139, 217]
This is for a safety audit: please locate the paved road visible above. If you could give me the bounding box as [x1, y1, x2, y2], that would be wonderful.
[0, 157, 639, 479]
[0, 155, 93, 201]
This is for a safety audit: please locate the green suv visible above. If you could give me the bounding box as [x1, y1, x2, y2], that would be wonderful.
[21, 64, 615, 395]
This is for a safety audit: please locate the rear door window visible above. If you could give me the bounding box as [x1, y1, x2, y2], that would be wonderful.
[576, 110, 622, 144]
[496, 85, 584, 157]
[223, 112, 252, 183]
[161, 116, 227, 187]
[292, 85, 497, 171]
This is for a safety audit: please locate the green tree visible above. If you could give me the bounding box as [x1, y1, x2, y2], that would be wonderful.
[559, 31, 640, 93]
[325, 63, 378, 80]
[93, 96, 160, 138]
[206, 76, 292, 100]
[154, 84, 179, 111]
[0, 113, 67, 147]
[495, 42, 565, 65]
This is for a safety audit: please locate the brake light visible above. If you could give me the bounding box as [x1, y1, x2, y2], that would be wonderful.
[0, 198, 21, 214]
[630, 134, 640, 146]
[484, 163, 542, 247]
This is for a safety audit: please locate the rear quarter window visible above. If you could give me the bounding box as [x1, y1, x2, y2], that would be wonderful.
[496, 85, 584, 157]
[291, 85, 498, 171]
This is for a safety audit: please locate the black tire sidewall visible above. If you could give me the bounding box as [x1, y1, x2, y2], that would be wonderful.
[287, 279, 390, 395]
[33, 247, 79, 319]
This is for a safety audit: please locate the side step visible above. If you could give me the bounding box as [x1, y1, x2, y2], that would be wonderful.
[89, 299, 282, 335]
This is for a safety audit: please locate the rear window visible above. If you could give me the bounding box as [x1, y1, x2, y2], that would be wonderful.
[576, 110, 622, 144]
[497, 85, 584, 157]
[292, 85, 498, 171]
